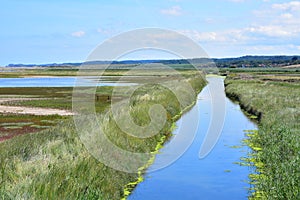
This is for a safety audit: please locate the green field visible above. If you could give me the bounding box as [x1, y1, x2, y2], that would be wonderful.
[225, 72, 300, 199]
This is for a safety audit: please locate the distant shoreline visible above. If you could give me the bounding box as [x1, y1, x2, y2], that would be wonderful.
[3, 55, 300, 68]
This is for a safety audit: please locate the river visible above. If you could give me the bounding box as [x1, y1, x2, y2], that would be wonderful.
[128, 77, 257, 200]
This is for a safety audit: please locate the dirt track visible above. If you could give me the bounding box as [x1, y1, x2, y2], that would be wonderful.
[0, 98, 74, 116]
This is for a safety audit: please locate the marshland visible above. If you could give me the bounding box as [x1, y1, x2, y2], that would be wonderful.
[0, 62, 300, 199]
[2, 0, 300, 198]
[0, 68, 207, 199]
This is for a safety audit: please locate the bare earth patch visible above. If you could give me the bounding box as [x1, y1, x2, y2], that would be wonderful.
[281, 64, 300, 69]
[0, 126, 41, 142]
[0, 98, 74, 116]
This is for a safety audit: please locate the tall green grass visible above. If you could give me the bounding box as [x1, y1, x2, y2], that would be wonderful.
[0, 73, 206, 199]
[225, 75, 300, 199]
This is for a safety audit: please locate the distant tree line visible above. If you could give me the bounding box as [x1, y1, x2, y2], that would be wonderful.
[214, 55, 300, 68]
[6, 55, 300, 68]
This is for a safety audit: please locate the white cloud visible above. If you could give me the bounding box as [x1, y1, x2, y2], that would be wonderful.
[161, 6, 182, 16]
[180, 29, 251, 44]
[180, 25, 298, 48]
[71, 31, 85, 37]
[179, 28, 256, 44]
[180, 1, 300, 56]
[180, 30, 218, 42]
[191, 31, 215, 41]
[280, 13, 293, 19]
[251, 1, 300, 38]
[168, 1, 300, 56]
[272, 1, 300, 11]
[246, 25, 294, 37]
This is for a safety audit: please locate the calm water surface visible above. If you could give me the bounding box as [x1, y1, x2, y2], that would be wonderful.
[0, 77, 134, 87]
[129, 77, 257, 200]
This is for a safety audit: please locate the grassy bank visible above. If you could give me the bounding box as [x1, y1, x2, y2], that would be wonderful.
[225, 74, 300, 199]
[0, 72, 206, 199]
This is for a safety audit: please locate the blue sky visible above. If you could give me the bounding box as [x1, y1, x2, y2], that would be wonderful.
[1, 0, 300, 65]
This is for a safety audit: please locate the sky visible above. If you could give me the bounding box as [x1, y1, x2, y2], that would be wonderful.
[1, 0, 300, 65]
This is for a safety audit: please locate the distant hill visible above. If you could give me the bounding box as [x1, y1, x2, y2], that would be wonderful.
[214, 55, 300, 68]
[6, 55, 300, 68]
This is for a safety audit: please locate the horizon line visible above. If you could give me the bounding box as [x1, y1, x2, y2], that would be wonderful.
[3, 54, 300, 67]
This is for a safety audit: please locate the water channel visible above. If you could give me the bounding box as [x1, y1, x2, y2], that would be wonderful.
[129, 77, 257, 200]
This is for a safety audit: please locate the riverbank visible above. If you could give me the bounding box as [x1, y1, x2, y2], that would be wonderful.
[0, 72, 206, 199]
[122, 85, 203, 199]
[225, 74, 300, 199]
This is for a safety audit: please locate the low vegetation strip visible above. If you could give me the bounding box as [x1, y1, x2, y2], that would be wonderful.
[225, 75, 300, 199]
[0, 73, 206, 199]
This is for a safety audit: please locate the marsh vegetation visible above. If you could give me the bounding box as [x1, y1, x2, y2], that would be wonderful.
[0, 71, 206, 199]
[225, 72, 300, 199]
